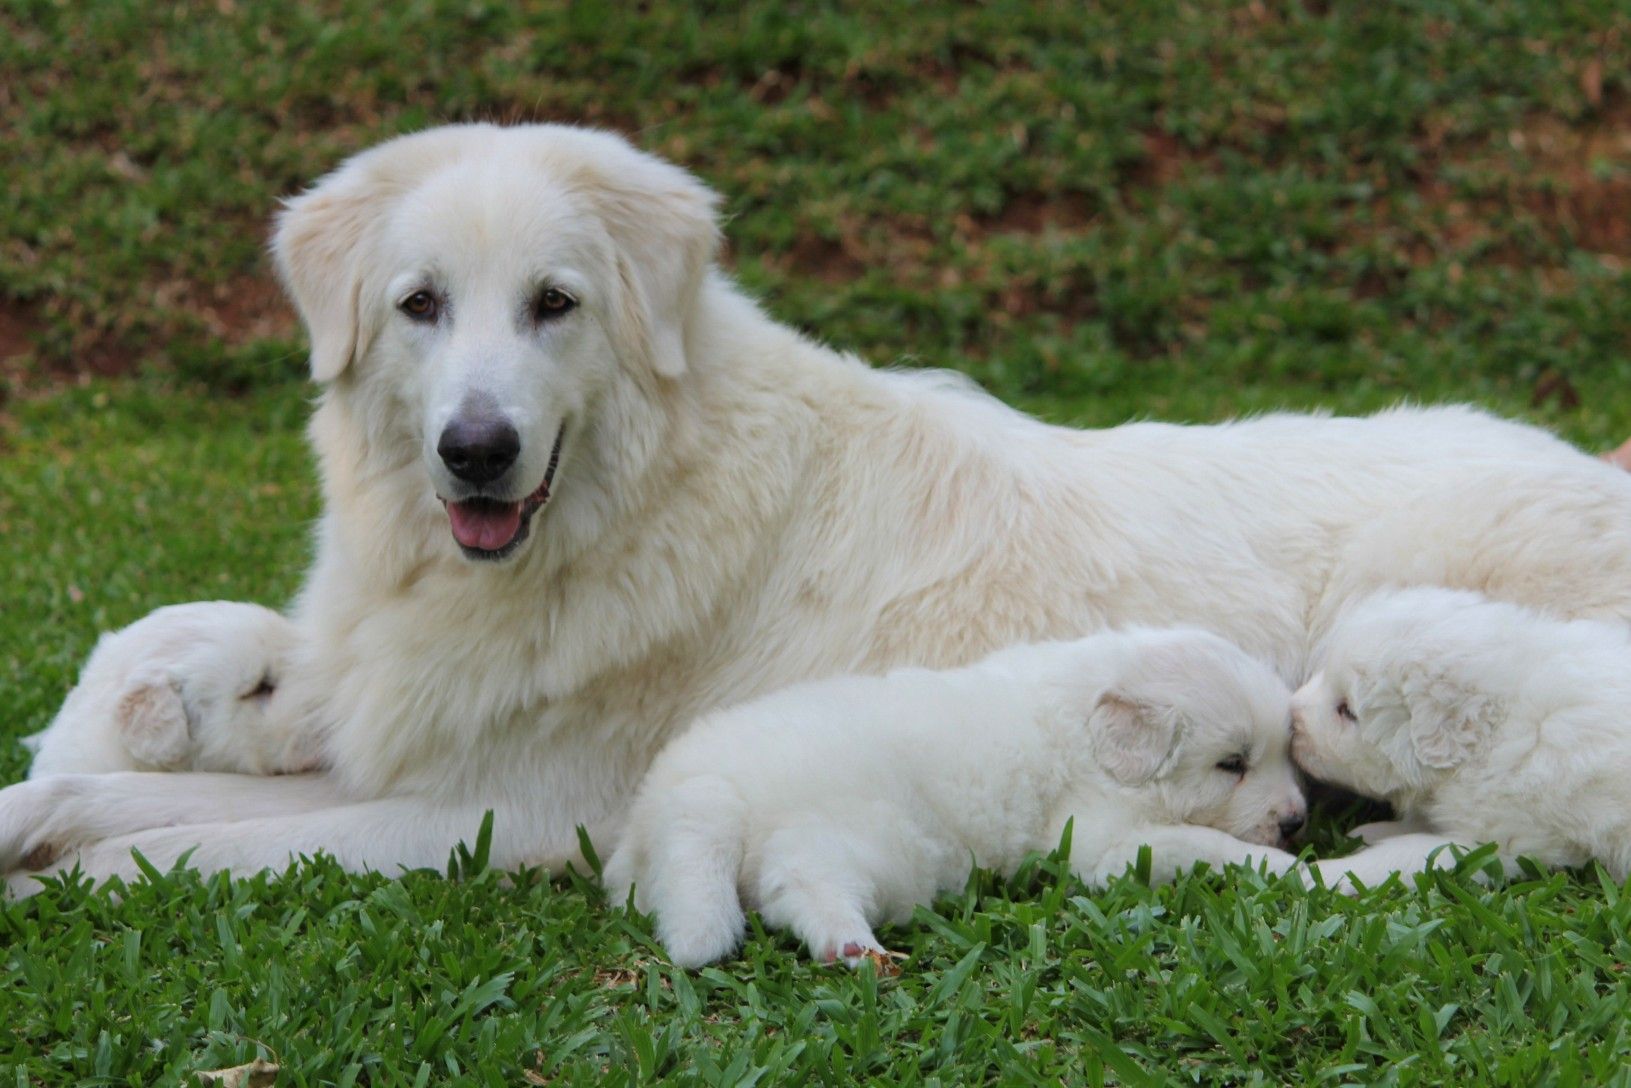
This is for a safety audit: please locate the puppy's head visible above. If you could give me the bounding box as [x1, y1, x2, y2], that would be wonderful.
[1291, 588, 1507, 804]
[1088, 629, 1305, 849]
[272, 124, 721, 565]
[26, 602, 317, 777]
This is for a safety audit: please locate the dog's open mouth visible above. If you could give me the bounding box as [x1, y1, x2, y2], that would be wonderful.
[443, 429, 564, 561]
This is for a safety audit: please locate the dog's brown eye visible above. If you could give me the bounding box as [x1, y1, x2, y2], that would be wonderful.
[400, 291, 438, 321]
[1337, 701, 1356, 723]
[1215, 755, 1247, 776]
[535, 287, 576, 320]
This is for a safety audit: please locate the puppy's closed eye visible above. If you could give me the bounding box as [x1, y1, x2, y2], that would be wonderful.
[1215, 754, 1247, 776]
[240, 674, 276, 702]
[1336, 700, 1356, 723]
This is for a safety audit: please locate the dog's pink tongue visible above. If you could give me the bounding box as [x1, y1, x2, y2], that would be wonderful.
[447, 501, 522, 551]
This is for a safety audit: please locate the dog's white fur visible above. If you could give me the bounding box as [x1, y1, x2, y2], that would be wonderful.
[1294, 587, 1631, 888]
[604, 630, 1303, 967]
[9, 124, 1631, 894]
[23, 602, 317, 778]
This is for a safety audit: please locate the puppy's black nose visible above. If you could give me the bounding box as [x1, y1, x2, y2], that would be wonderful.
[438, 416, 520, 485]
[1278, 813, 1306, 841]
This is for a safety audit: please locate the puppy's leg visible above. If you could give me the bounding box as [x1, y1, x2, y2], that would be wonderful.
[1311, 833, 1474, 893]
[605, 777, 749, 969]
[1075, 824, 1302, 887]
[753, 826, 886, 967]
[0, 772, 347, 873]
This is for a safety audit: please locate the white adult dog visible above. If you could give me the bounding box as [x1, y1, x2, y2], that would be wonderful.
[24, 602, 317, 778]
[8, 123, 1631, 893]
[605, 629, 1304, 968]
[1294, 587, 1631, 888]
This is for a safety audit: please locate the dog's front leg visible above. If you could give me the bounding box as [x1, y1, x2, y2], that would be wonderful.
[0, 771, 348, 874]
[4, 794, 583, 898]
[1072, 825, 1302, 887]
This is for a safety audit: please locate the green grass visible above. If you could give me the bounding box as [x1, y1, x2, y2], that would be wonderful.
[4, 0, 1631, 1083]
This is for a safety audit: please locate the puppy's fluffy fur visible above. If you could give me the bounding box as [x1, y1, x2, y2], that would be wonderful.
[1293, 587, 1631, 886]
[604, 629, 1304, 967]
[25, 603, 319, 777]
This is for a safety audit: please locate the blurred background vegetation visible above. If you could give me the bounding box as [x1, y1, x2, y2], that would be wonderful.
[3, 0, 1628, 424]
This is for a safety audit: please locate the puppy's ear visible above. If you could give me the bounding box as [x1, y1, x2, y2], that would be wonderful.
[1402, 671, 1500, 770]
[575, 140, 721, 379]
[1090, 692, 1184, 786]
[115, 677, 194, 770]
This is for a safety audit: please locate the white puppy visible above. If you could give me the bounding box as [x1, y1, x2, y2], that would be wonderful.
[24, 602, 320, 777]
[1293, 587, 1631, 887]
[604, 629, 1306, 968]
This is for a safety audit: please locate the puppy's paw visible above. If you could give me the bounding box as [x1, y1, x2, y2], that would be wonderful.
[656, 905, 746, 970]
[815, 933, 898, 973]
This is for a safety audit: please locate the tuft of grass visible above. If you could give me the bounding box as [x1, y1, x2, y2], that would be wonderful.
[5, 1, 1631, 1083]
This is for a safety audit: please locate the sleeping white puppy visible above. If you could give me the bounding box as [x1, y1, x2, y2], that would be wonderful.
[604, 628, 1306, 968]
[23, 602, 321, 777]
[1292, 586, 1631, 888]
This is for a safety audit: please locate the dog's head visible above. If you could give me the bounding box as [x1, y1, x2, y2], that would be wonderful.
[272, 124, 721, 564]
[1086, 629, 1305, 849]
[1291, 588, 1507, 804]
[25, 602, 318, 777]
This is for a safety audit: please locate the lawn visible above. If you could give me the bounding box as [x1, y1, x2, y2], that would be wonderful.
[3, 1, 1631, 1083]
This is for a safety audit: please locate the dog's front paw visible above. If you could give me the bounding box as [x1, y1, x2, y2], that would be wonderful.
[0, 775, 85, 873]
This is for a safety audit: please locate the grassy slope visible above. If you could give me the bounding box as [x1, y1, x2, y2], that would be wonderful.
[3, 1, 1631, 1083]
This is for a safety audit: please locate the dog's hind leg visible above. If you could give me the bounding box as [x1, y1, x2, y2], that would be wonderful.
[610, 776, 750, 969]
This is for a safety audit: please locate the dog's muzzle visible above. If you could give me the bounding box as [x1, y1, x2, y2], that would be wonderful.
[441, 426, 565, 561]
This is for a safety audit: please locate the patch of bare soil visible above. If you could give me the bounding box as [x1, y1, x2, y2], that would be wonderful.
[1507, 104, 1631, 257]
[0, 296, 38, 365]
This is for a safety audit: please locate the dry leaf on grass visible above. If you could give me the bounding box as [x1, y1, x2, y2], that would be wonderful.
[195, 1059, 278, 1087]
[859, 949, 907, 977]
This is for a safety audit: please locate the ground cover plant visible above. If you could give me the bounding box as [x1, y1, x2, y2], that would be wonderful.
[3, 1, 1631, 1082]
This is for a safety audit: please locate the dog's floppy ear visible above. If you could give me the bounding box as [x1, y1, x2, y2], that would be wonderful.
[115, 676, 194, 770]
[271, 177, 379, 383]
[271, 130, 464, 382]
[1401, 669, 1501, 771]
[1090, 692, 1184, 786]
[576, 140, 721, 379]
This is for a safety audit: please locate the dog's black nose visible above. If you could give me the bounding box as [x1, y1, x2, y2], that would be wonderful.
[438, 416, 520, 485]
[1278, 813, 1306, 841]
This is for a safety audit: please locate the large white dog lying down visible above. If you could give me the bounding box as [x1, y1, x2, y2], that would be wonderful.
[605, 629, 1304, 968]
[1294, 588, 1631, 889]
[9, 123, 1631, 894]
